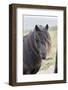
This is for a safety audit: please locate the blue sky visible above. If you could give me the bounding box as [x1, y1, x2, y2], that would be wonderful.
[23, 15, 57, 30]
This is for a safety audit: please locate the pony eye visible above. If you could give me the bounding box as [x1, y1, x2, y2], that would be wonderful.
[36, 39, 39, 42]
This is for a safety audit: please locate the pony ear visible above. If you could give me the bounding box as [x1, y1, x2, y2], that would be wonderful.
[45, 24, 49, 30]
[35, 25, 40, 31]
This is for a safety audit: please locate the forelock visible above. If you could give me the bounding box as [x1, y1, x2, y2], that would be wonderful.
[38, 25, 44, 30]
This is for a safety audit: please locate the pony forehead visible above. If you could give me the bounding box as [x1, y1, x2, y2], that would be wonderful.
[38, 25, 48, 31]
[38, 25, 44, 30]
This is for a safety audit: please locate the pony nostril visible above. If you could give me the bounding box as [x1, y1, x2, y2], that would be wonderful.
[42, 57, 45, 59]
[42, 55, 46, 59]
[40, 53, 46, 59]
